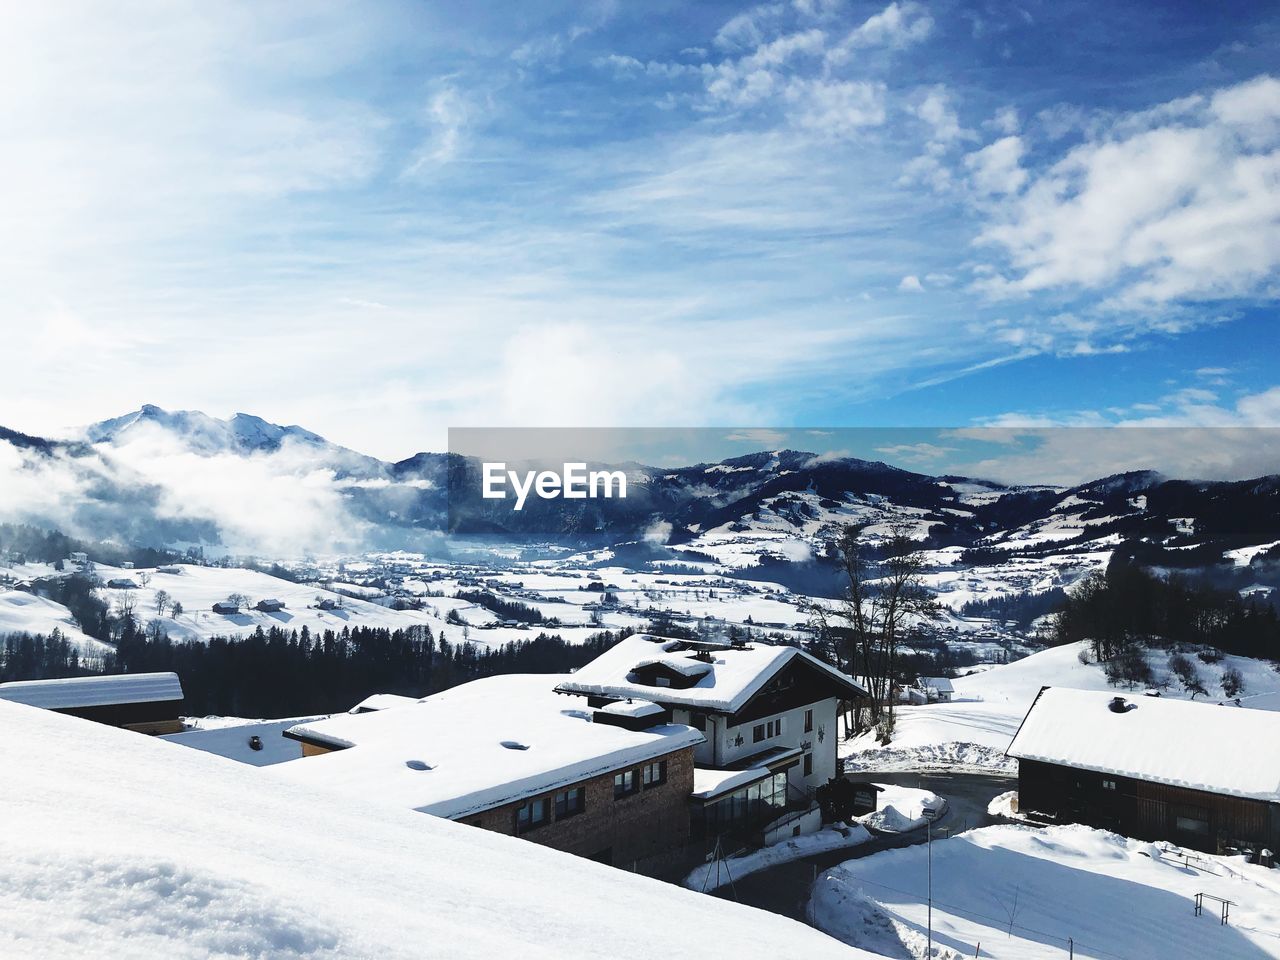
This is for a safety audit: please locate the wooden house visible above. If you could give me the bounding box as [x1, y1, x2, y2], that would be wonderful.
[1008, 687, 1280, 857]
[0, 672, 185, 735]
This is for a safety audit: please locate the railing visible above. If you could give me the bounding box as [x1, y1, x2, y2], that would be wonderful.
[1194, 892, 1236, 926]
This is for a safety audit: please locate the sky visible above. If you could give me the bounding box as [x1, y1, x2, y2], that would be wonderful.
[2, 0, 1278, 462]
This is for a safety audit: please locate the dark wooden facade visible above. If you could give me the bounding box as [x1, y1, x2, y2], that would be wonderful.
[1018, 758, 1280, 855]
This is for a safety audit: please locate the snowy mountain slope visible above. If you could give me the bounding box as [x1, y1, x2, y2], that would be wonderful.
[0, 700, 870, 960]
[0, 589, 112, 655]
[3, 408, 1280, 607]
[85, 405, 331, 455]
[811, 824, 1280, 959]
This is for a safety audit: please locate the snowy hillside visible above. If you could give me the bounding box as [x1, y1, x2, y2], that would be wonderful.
[0, 700, 870, 960]
[0, 589, 112, 656]
[843, 641, 1280, 773]
[811, 823, 1280, 959]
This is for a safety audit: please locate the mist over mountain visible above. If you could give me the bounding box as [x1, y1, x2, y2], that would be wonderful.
[2, 408, 1279, 582]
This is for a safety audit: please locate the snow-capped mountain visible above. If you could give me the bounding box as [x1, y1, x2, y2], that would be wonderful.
[86, 405, 331, 456]
[2, 408, 1279, 598]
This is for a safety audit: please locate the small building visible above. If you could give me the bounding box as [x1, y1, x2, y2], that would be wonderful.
[317, 598, 339, 611]
[0, 672, 185, 735]
[69, 552, 88, 566]
[276, 674, 703, 875]
[256, 598, 286, 613]
[916, 677, 955, 703]
[212, 601, 240, 615]
[157, 565, 183, 575]
[106, 578, 138, 589]
[1008, 687, 1280, 856]
[120, 561, 135, 570]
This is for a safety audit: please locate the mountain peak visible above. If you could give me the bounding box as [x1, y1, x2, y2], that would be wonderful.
[85, 406, 328, 455]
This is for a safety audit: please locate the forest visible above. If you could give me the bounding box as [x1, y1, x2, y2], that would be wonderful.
[0, 623, 635, 717]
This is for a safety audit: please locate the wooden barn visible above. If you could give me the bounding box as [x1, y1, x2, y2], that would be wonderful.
[1008, 687, 1280, 857]
[0, 672, 186, 735]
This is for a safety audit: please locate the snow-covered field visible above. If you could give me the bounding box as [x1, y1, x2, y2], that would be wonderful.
[0, 699, 871, 960]
[810, 824, 1280, 959]
[842, 641, 1280, 774]
[0, 589, 112, 655]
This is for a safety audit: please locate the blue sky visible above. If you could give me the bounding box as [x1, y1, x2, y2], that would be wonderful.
[1, 0, 1277, 462]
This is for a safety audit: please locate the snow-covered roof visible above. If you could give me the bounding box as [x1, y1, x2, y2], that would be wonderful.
[0, 671, 183, 710]
[163, 716, 325, 767]
[348, 693, 419, 714]
[599, 698, 666, 719]
[273, 674, 704, 820]
[555, 634, 866, 714]
[0, 699, 872, 959]
[918, 677, 955, 692]
[1008, 687, 1280, 803]
[691, 766, 773, 800]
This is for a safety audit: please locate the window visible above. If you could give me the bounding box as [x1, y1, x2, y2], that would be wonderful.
[613, 769, 638, 799]
[554, 787, 585, 819]
[642, 760, 667, 788]
[804, 709, 813, 733]
[803, 753, 813, 777]
[1101, 779, 1117, 791]
[752, 719, 782, 743]
[514, 797, 549, 834]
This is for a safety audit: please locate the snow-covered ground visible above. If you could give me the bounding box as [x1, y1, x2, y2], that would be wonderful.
[842, 641, 1280, 774]
[0, 699, 871, 960]
[684, 822, 874, 891]
[0, 589, 112, 656]
[859, 786, 945, 833]
[683, 786, 944, 891]
[810, 824, 1280, 959]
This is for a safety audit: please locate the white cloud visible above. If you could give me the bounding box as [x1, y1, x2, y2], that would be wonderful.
[975, 75, 1280, 305]
[827, 2, 933, 63]
[898, 274, 924, 292]
[965, 135, 1027, 196]
[875, 441, 953, 462]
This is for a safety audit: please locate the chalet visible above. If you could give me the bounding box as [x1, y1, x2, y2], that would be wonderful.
[256, 598, 286, 613]
[120, 561, 135, 570]
[106, 578, 138, 589]
[157, 565, 183, 575]
[1008, 687, 1280, 857]
[212, 601, 240, 615]
[275, 674, 703, 875]
[554, 634, 867, 851]
[69, 552, 88, 566]
[317, 598, 340, 611]
[916, 677, 955, 703]
[0, 672, 185, 735]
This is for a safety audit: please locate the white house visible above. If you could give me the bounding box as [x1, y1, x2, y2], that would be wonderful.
[916, 676, 955, 703]
[554, 634, 867, 849]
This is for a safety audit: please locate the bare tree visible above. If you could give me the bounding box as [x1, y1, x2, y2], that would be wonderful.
[154, 589, 171, 618]
[137, 571, 152, 588]
[808, 522, 937, 739]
